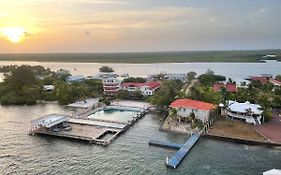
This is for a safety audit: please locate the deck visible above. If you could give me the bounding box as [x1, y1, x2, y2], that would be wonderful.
[166, 133, 201, 169]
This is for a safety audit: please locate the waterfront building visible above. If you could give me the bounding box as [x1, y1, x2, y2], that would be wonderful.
[164, 73, 187, 82]
[227, 100, 263, 125]
[121, 81, 161, 96]
[93, 72, 118, 80]
[213, 83, 237, 93]
[66, 75, 86, 83]
[170, 99, 216, 124]
[102, 78, 121, 96]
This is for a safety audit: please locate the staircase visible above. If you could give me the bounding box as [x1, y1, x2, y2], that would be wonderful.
[253, 116, 260, 125]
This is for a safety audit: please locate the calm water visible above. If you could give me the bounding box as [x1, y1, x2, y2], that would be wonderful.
[0, 60, 281, 83]
[0, 103, 280, 175]
[88, 109, 137, 123]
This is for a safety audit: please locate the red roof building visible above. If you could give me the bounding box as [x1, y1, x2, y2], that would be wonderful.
[170, 99, 216, 123]
[226, 83, 237, 93]
[250, 77, 269, 84]
[213, 83, 237, 93]
[269, 78, 281, 87]
[170, 99, 216, 111]
[213, 83, 225, 92]
[121, 81, 161, 96]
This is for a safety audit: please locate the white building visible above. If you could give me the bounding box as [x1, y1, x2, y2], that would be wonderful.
[93, 72, 118, 80]
[170, 99, 216, 124]
[102, 78, 121, 96]
[227, 100, 263, 125]
[165, 73, 187, 82]
[66, 75, 85, 83]
[43, 85, 55, 91]
[121, 81, 161, 96]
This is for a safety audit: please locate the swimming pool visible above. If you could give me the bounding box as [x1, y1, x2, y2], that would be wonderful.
[88, 108, 139, 123]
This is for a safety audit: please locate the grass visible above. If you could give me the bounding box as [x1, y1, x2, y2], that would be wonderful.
[208, 117, 267, 142]
[0, 49, 280, 63]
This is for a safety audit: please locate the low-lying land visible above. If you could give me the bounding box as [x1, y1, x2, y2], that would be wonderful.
[0, 50, 280, 63]
[207, 117, 267, 142]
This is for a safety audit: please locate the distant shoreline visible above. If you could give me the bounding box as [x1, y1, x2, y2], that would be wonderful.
[0, 50, 280, 63]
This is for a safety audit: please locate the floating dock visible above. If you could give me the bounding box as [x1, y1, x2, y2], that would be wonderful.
[166, 133, 201, 169]
[148, 140, 183, 150]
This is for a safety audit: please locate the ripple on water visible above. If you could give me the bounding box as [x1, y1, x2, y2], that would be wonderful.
[0, 103, 281, 175]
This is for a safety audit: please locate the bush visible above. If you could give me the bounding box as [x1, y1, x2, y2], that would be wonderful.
[263, 108, 272, 122]
[99, 66, 114, 72]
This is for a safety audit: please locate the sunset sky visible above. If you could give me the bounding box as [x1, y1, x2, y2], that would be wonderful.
[0, 0, 280, 53]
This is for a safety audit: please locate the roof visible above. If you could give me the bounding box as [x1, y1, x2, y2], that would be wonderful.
[227, 100, 263, 115]
[250, 76, 268, 84]
[32, 114, 69, 128]
[43, 85, 55, 91]
[263, 169, 281, 175]
[170, 99, 216, 111]
[67, 75, 85, 82]
[121, 81, 161, 90]
[213, 83, 225, 92]
[226, 83, 237, 93]
[213, 83, 237, 93]
[269, 78, 281, 86]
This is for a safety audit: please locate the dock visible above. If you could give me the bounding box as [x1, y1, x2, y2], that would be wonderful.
[166, 133, 201, 169]
[29, 103, 150, 146]
[148, 140, 183, 150]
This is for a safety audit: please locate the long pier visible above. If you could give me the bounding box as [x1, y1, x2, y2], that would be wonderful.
[166, 133, 201, 169]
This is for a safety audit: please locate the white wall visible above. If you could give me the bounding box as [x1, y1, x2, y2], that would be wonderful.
[176, 107, 210, 123]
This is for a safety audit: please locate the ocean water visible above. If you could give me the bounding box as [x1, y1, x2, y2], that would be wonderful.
[0, 60, 281, 83]
[0, 103, 280, 175]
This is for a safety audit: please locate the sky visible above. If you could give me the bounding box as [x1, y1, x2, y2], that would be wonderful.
[0, 0, 280, 53]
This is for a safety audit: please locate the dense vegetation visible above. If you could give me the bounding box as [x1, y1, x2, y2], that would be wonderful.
[0, 65, 103, 105]
[122, 77, 146, 83]
[0, 50, 280, 63]
[99, 66, 114, 72]
[148, 80, 184, 107]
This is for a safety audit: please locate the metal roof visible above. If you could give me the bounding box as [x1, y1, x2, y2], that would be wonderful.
[32, 114, 70, 128]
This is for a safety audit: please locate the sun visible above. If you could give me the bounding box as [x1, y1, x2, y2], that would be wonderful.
[1, 27, 26, 43]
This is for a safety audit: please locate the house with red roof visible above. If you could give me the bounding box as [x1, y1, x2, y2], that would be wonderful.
[170, 99, 216, 123]
[213, 83, 237, 93]
[121, 81, 161, 96]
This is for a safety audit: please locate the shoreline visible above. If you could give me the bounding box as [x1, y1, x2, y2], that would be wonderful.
[0, 59, 278, 64]
[203, 134, 281, 147]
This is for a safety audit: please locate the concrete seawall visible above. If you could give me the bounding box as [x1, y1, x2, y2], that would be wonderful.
[203, 134, 281, 147]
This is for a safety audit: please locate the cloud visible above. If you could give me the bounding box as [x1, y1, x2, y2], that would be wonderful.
[257, 8, 269, 13]
[73, 0, 130, 5]
[84, 30, 91, 36]
[59, 7, 205, 29]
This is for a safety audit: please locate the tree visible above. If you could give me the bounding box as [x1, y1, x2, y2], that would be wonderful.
[276, 75, 281, 81]
[149, 80, 183, 107]
[206, 69, 214, 75]
[187, 71, 197, 81]
[99, 66, 114, 72]
[116, 90, 129, 99]
[123, 77, 146, 83]
[5, 65, 36, 89]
